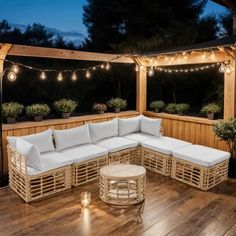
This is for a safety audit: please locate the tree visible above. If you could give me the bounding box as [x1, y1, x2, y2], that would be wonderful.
[220, 10, 233, 36]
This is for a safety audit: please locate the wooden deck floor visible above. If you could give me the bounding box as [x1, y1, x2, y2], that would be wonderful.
[1, 172, 236, 236]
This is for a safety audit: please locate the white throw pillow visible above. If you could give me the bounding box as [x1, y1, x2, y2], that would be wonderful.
[16, 138, 42, 170]
[53, 124, 92, 151]
[89, 119, 118, 142]
[22, 129, 55, 154]
[141, 116, 161, 137]
[119, 116, 141, 136]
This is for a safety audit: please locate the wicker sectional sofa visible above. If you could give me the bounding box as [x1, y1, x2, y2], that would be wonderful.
[7, 115, 231, 203]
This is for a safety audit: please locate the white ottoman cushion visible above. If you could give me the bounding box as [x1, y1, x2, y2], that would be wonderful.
[141, 137, 191, 155]
[16, 138, 42, 171]
[119, 116, 141, 136]
[96, 137, 138, 153]
[60, 144, 108, 163]
[89, 119, 118, 142]
[173, 145, 230, 167]
[53, 124, 92, 151]
[141, 116, 161, 137]
[123, 132, 156, 144]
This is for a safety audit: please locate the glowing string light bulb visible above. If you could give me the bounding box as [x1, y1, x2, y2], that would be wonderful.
[225, 64, 233, 74]
[7, 71, 16, 82]
[40, 71, 47, 80]
[85, 70, 91, 79]
[148, 67, 154, 77]
[219, 63, 226, 73]
[71, 72, 78, 81]
[11, 64, 19, 74]
[101, 64, 104, 69]
[57, 72, 64, 81]
[135, 65, 139, 72]
[105, 62, 110, 70]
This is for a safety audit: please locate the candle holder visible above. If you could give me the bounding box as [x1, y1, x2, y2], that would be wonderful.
[81, 192, 91, 208]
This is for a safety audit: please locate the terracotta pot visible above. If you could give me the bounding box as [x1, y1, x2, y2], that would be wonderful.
[62, 112, 71, 119]
[34, 116, 43, 122]
[6, 117, 16, 124]
[115, 108, 120, 113]
[207, 113, 214, 120]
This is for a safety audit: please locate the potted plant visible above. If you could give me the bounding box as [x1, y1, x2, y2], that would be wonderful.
[92, 103, 107, 114]
[107, 98, 127, 113]
[213, 118, 236, 178]
[26, 104, 50, 121]
[176, 103, 190, 115]
[149, 100, 164, 113]
[201, 103, 221, 120]
[165, 103, 177, 114]
[2, 102, 24, 124]
[54, 99, 77, 118]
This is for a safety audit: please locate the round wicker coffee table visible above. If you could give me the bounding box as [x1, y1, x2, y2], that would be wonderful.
[99, 164, 146, 206]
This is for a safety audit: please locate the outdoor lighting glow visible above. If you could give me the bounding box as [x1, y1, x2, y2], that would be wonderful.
[39, 71, 47, 80]
[140, 65, 144, 70]
[93, 67, 96, 70]
[226, 64, 233, 74]
[202, 52, 206, 58]
[85, 70, 91, 79]
[105, 62, 110, 70]
[11, 64, 19, 74]
[135, 65, 139, 72]
[101, 64, 104, 69]
[71, 72, 78, 81]
[219, 63, 226, 73]
[57, 72, 64, 81]
[81, 192, 91, 208]
[148, 67, 154, 77]
[211, 51, 215, 59]
[7, 71, 16, 82]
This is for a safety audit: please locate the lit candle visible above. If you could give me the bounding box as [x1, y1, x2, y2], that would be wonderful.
[81, 192, 91, 208]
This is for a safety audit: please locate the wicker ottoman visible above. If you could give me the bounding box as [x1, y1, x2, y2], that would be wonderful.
[141, 137, 191, 176]
[99, 164, 146, 205]
[171, 145, 230, 191]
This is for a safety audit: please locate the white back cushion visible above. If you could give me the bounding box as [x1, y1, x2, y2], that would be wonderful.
[16, 138, 42, 170]
[7, 136, 17, 148]
[53, 124, 92, 151]
[22, 129, 55, 154]
[141, 116, 161, 137]
[119, 116, 141, 136]
[89, 119, 118, 142]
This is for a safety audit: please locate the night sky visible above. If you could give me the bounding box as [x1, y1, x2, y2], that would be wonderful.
[0, 0, 228, 44]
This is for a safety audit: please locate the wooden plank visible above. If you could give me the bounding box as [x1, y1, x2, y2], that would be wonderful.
[5, 44, 134, 64]
[136, 68, 147, 113]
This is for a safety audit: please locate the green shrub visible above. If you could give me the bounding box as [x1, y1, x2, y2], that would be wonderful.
[107, 98, 127, 110]
[150, 100, 164, 112]
[176, 103, 190, 115]
[213, 118, 236, 158]
[201, 103, 221, 114]
[26, 104, 50, 117]
[92, 103, 107, 112]
[54, 99, 77, 113]
[2, 102, 24, 118]
[165, 103, 177, 114]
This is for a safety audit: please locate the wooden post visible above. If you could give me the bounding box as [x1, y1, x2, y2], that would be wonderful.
[224, 58, 236, 120]
[0, 43, 11, 186]
[136, 67, 147, 114]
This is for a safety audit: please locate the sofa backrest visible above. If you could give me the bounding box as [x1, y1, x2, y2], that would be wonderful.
[118, 115, 142, 136]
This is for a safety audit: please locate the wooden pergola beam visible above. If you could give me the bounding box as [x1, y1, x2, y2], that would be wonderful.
[5, 44, 134, 64]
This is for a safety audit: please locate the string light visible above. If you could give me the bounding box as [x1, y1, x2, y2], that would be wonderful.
[71, 72, 78, 81]
[219, 63, 226, 73]
[92, 67, 96, 70]
[202, 52, 206, 58]
[105, 62, 110, 70]
[11, 64, 19, 74]
[39, 71, 47, 80]
[135, 65, 139, 72]
[148, 67, 154, 77]
[57, 72, 64, 81]
[85, 70, 91, 79]
[225, 64, 233, 74]
[7, 71, 16, 82]
[101, 64, 104, 69]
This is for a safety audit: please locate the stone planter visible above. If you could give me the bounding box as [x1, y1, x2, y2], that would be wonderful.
[115, 108, 120, 113]
[34, 116, 43, 122]
[62, 113, 71, 119]
[207, 113, 214, 120]
[6, 117, 16, 124]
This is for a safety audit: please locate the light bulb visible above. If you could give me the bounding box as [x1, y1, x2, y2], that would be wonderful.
[219, 63, 225, 73]
[7, 71, 16, 82]
[211, 51, 215, 59]
[11, 64, 19, 74]
[226, 64, 233, 74]
[40, 71, 47, 80]
[85, 70, 91, 79]
[105, 62, 110, 70]
[202, 52, 206, 58]
[57, 72, 63, 81]
[140, 65, 144, 70]
[148, 67, 154, 77]
[101, 64, 104, 69]
[135, 65, 139, 72]
[93, 67, 96, 70]
[71, 72, 78, 81]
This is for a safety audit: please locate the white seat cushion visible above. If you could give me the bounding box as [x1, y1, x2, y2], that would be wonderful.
[96, 137, 138, 153]
[60, 144, 108, 163]
[53, 124, 92, 151]
[89, 119, 118, 142]
[118, 116, 141, 136]
[22, 129, 55, 153]
[16, 138, 42, 171]
[173, 145, 231, 167]
[27, 152, 73, 176]
[141, 116, 161, 137]
[141, 137, 192, 155]
[123, 132, 157, 144]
